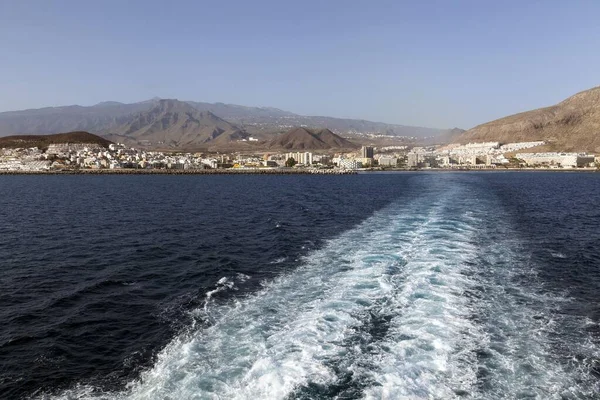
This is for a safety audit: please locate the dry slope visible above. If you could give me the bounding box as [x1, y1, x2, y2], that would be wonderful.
[459, 86, 600, 152]
[108, 99, 249, 148]
[0, 131, 112, 150]
[266, 127, 359, 150]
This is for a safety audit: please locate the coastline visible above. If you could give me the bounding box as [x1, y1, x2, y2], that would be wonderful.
[0, 168, 598, 176]
[0, 168, 357, 175]
[360, 168, 600, 173]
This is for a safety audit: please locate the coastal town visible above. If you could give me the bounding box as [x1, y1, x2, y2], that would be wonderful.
[0, 139, 597, 173]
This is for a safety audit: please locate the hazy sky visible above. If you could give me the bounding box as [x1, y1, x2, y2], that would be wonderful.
[1, 0, 599, 129]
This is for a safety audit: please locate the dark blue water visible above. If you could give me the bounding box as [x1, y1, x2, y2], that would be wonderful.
[0, 173, 599, 399]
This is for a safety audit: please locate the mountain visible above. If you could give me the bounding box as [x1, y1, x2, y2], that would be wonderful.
[94, 101, 125, 107]
[0, 98, 454, 149]
[106, 99, 249, 148]
[458, 86, 600, 152]
[428, 127, 466, 145]
[0, 131, 112, 150]
[261, 116, 451, 138]
[185, 102, 448, 138]
[266, 127, 359, 150]
[186, 101, 295, 120]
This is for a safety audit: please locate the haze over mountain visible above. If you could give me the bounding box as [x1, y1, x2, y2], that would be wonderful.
[0, 98, 455, 146]
[0, 102, 150, 136]
[459, 86, 600, 152]
[266, 127, 359, 150]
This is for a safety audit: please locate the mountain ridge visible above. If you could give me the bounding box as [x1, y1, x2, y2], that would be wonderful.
[0, 98, 455, 146]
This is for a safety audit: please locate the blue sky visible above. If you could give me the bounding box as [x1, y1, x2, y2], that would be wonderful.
[0, 0, 598, 128]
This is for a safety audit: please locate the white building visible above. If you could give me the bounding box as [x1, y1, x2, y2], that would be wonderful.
[407, 153, 421, 167]
[285, 152, 313, 165]
[516, 153, 595, 167]
[378, 157, 398, 167]
[338, 159, 363, 169]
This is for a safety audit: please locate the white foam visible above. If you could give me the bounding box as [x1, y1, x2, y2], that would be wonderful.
[48, 193, 444, 399]
[359, 198, 485, 398]
[269, 257, 287, 264]
[463, 233, 600, 399]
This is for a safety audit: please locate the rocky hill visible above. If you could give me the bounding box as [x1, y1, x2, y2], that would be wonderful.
[266, 127, 359, 150]
[459, 86, 600, 152]
[0, 131, 112, 150]
[106, 99, 249, 149]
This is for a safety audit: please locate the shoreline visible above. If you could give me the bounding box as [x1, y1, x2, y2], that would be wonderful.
[0, 168, 357, 175]
[0, 168, 597, 176]
[360, 168, 600, 173]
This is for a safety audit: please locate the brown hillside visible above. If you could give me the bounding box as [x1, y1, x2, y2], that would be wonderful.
[459, 86, 600, 152]
[109, 99, 249, 148]
[0, 131, 112, 150]
[266, 127, 358, 150]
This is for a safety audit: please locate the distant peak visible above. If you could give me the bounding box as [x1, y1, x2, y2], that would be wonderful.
[146, 99, 226, 118]
[152, 99, 188, 110]
[94, 101, 124, 107]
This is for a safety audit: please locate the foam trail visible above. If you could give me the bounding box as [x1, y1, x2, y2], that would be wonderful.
[356, 198, 485, 398]
[48, 186, 454, 399]
[46, 176, 598, 400]
[463, 229, 600, 399]
[203, 277, 234, 312]
[121, 199, 446, 400]
[355, 182, 599, 399]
